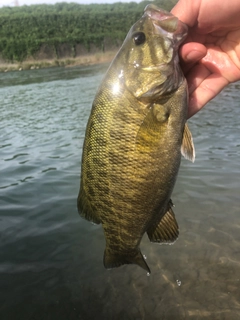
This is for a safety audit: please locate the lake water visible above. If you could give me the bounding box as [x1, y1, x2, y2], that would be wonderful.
[0, 64, 240, 320]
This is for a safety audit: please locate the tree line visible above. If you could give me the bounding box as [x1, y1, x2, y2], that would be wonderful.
[0, 0, 177, 62]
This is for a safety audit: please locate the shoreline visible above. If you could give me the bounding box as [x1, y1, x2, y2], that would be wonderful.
[0, 50, 118, 73]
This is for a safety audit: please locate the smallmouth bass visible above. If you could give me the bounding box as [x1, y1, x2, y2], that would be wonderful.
[77, 4, 195, 273]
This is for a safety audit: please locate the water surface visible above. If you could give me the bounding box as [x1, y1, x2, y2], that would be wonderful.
[0, 64, 240, 319]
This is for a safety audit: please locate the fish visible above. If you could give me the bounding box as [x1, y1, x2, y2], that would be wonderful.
[77, 4, 195, 274]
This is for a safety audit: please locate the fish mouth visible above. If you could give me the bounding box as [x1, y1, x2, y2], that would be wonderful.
[144, 4, 188, 41]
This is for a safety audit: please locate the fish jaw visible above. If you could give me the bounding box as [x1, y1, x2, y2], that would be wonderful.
[144, 4, 188, 45]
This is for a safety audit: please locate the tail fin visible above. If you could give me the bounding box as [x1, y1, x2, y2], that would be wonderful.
[103, 249, 151, 274]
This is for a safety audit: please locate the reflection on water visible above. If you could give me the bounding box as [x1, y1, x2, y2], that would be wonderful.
[0, 65, 240, 319]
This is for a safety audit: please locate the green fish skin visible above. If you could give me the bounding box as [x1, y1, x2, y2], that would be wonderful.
[77, 4, 195, 274]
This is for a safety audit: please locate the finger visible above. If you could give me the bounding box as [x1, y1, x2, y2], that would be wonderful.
[203, 45, 240, 82]
[179, 43, 207, 74]
[188, 74, 229, 118]
[185, 63, 211, 94]
[180, 43, 207, 62]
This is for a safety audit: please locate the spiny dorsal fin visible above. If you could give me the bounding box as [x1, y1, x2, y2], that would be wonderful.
[147, 200, 179, 244]
[181, 123, 195, 163]
[103, 248, 151, 274]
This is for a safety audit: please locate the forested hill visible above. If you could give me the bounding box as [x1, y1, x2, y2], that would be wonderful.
[0, 0, 177, 63]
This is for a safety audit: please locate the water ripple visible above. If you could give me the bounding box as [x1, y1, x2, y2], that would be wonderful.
[0, 65, 240, 319]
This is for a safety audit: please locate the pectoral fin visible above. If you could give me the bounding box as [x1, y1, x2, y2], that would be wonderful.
[147, 200, 179, 243]
[135, 103, 169, 152]
[181, 123, 195, 162]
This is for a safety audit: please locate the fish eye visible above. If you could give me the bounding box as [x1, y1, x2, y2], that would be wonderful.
[133, 32, 146, 46]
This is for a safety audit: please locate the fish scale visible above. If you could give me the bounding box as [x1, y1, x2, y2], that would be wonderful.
[78, 4, 195, 273]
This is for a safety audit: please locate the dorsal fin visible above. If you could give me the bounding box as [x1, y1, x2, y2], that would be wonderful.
[181, 123, 195, 162]
[147, 200, 179, 243]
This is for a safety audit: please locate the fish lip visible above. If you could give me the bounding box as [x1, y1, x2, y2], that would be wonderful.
[144, 4, 188, 42]
[144, 4, 173, 22]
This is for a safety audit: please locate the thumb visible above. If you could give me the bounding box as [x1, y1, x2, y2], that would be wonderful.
[171, 0, 201, 27]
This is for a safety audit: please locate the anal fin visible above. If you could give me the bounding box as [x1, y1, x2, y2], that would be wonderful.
[147, 200, 179, 244]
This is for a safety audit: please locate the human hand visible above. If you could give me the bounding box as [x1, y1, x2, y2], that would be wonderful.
[171, 0, 240, 117]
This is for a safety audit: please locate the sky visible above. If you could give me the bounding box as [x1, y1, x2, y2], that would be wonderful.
[0, 0, 141, 7]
